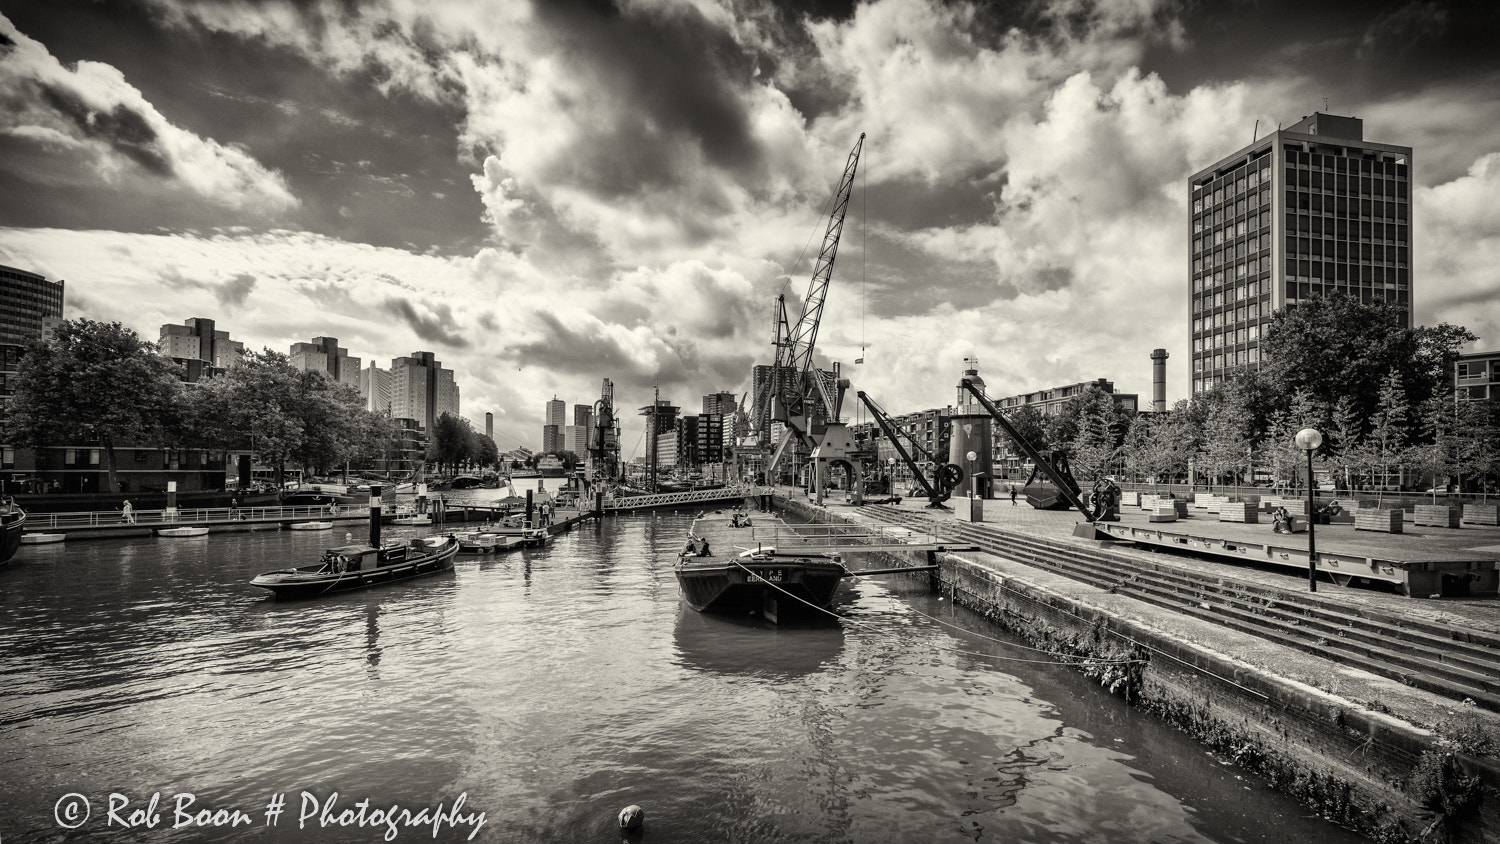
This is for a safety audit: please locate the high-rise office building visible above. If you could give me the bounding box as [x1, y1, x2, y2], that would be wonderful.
[289, 336, 361, 388]
[0, 264, 64, 398]
[389, 351, 460, 431]
[1189, 112, 1412, 395]
[160, 317, 245, 382]
[543, 397, 566, 452]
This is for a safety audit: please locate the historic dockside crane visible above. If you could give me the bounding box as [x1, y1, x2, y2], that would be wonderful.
[758, 133, 865, 491]
[855, 390, 966, 509]
[591, 378, 621, 481]
[956, 376, 1115, 522]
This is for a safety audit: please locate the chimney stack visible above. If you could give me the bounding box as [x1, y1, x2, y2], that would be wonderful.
[1150, 349, 1169, 412]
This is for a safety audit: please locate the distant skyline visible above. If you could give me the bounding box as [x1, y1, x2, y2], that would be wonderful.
[3, 0, 1499, 457]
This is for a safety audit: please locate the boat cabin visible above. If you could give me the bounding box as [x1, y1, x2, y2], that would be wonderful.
[317, 539, 430, 573]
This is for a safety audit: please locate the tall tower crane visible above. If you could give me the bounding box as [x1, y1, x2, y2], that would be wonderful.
[759, 133, 864, 486]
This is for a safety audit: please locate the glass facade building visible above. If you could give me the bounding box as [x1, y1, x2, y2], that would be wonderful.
[1189, 113, 1412, 395]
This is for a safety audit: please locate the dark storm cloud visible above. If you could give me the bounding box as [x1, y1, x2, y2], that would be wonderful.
[38, 84, 171, 175]
[383, 299, 470, 348]
[217, 272, 257, 307]
[531, 0, 763, 189]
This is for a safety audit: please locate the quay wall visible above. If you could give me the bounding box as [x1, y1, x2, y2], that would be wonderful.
[772, 496, 1500, 843]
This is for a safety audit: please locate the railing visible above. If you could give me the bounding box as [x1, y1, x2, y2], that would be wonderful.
[26, 505, 368, 530]
[602, 485, 772, 511]
[743, 521, 950, 551]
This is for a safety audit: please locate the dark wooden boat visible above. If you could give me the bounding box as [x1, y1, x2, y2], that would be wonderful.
[676, 547, 846, 622]
[250, 536, 459, 598]
[0, 504, 26, 564]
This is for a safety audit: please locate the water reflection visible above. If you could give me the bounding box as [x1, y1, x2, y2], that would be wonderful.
[671, 601, 845, 679]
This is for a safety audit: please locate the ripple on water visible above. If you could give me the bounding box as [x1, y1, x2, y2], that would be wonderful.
[0, 508, 1372, 844]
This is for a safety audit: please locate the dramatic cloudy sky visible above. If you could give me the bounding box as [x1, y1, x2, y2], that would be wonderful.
[2, 0, 1499, 454]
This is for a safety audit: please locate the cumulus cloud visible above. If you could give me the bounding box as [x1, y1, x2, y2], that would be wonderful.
[6, 0, 1500, 448]
[0, 13, 297, 214]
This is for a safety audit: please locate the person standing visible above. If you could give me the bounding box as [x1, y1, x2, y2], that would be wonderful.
[121, 499, 135, 524]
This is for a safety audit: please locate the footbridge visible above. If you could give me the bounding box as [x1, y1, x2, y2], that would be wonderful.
[602, 485, 774, 512]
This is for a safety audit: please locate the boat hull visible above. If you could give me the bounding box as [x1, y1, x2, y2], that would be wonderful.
[1, 510, 27, 562]
[676, 556, 845, 619]
[251, 540, 458, 598]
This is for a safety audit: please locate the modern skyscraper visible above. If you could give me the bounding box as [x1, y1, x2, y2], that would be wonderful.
[360, 362, 391, 414]
[389, 351, 460, 431]
[1189, 112, 1412, 395]
[0, 264, 64, 398]
[543, 396, 566, 452]
[289, 336, 361, 388]
[159, 317, 244, 382]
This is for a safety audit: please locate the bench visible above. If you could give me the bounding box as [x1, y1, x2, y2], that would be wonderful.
[1355, 509, 1403, 534]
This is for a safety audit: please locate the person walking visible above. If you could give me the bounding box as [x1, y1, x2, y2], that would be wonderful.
[1009, 485, 1018, 506]
[121, 499, 135, 524]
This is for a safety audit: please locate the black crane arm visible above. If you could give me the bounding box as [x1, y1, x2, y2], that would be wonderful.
[856, 391, 964, 509]
[958, 377, 1096, 522]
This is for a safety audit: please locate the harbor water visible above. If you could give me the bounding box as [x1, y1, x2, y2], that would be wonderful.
[0, 493, 1371, 842]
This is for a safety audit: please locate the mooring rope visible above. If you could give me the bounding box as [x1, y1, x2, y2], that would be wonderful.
[728, 557, 1140, 667]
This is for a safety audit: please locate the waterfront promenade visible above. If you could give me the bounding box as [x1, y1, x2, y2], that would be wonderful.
[767, 485, 1500, 839]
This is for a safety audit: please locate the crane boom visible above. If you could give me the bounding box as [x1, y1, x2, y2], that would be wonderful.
[774, 133, 864, 425]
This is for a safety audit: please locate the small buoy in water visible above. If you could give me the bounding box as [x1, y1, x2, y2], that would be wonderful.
[618, 805, 644, 831]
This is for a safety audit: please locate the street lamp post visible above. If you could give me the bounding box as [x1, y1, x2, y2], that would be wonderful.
[966, 451, 977, 499]
[1295, 427, 1323, 592]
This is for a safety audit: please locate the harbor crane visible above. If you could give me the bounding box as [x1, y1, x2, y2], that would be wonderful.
[592, 378, 621, 482]
[855, 391, 966, 509]
[756, 133, 865, 499]
[956, 377, 1118, 522]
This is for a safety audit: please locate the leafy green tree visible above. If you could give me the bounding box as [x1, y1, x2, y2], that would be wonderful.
[1198, 389, 1253, 491]
[2, 319, 182, 494]
[1063, 385, 1122, 483]
[1360, 370, 1412, 505]
[474, 434, 500, 470]
[283, 370, 367, 478]
[1122, 403, 1195, 488]
[427, 412, 475, 476]
[216, 350, 306, 489]
[1260, 295, 1473, 428]
[1260, 389, 1326, 492]
[1325, 395, 1364, 493]
[1005, 405, 1048, 452]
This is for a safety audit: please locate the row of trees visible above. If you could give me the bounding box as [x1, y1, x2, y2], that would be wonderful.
[0, 319, 502, 491]
[1025, 297, 1497, 497]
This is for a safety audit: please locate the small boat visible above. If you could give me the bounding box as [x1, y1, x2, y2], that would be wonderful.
[251, 535, 460, 599]
[455, 531, 501, 552]
[20, 532, 64, 545]
[392, 514, 432, 526]
[290, 521, 334, 531]
[158, 526, 209, 538]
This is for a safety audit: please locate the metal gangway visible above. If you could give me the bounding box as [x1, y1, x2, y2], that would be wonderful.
[601, 485, 774, 512]
[740, 521, 974, 556]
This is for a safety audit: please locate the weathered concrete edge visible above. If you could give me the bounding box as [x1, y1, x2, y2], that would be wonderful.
[773, 496, 1499, 843]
